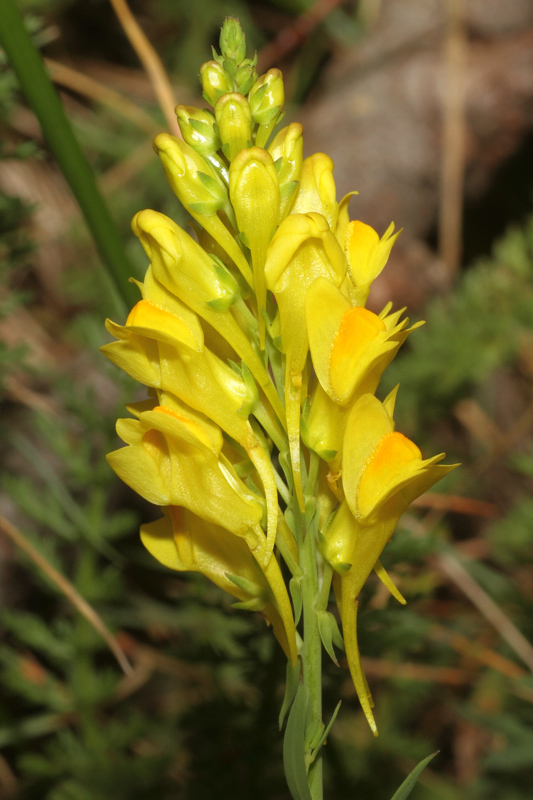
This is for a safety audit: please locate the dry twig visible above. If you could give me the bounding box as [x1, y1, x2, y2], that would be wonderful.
[0, 515, 133, 676]
[108, 0, 179, 136]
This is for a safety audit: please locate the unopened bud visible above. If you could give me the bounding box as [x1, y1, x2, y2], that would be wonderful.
[220, 17, 247, 64]
[176, 105, 221, 157]
[249, 69, 284, 126]
[234, 58, 258, 96]
[268, 122, 303, 215]
[200, 60, 232, 107]
[153, 134, 228, 217]
[215, 92, 252, 162]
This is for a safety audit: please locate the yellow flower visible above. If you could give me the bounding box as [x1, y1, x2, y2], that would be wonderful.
[306, 277, 422, 405]
[141, 506, 297, 663]
[267, 122, 303, 218]
[264, 212, 346, 506]
[343, 220, 400, 306]
[102, 301, 279, 562]
[319, 393, 457, 732]
[131, 209, 286, 427]
[107, 401, 266, 550]
[289, 153, 338, 231]
[229, 147, 280, 346]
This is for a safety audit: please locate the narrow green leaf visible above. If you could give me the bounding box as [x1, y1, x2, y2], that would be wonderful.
[309, 701, 341, 765]
[283, 682, 313, 800]
[279, 658, 301, 730]
[389, 751, 439, 800]
[0, 0, 137, 317]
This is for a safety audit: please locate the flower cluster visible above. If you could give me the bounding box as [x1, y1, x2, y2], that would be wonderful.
[103, 18, 456, 734]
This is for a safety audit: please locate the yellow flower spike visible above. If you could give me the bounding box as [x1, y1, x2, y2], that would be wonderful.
[267, 122, 303, 219]
[345, 220, 401, 306]
[229, 147, 280, 347]
[214, 92, 253, 162]
[265, 212, 347, 508]
[290, 153, 338, 231]
[141, 507, 297, 663]
[306, 277, 417, 406]
[175, 105, 221, 158]
[132, 209, 286, 427]
[200, 60, 232, 106]
[152, 134, 254, 287]
[339, 570, 378, 735]
[107, 407, 265, 548]
[249, 69, 284, 148]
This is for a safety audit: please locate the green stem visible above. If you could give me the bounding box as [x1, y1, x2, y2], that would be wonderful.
[0, 0, 138, 317]
[298, 498, 323, 800]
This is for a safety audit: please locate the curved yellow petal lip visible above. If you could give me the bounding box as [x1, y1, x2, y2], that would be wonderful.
[126, 300, 202, 351]
[357, 431, 424, 519]
[329, 307, 386, 397]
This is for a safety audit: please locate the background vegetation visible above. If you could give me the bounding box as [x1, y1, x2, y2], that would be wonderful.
[1, 1, 533, 798]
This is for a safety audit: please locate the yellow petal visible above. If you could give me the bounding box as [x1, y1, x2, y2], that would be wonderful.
[358, 432, 423, 519]
[290, 153, 338, 230]
[229, 147, 280, 346]
[345, 220, 400, 289]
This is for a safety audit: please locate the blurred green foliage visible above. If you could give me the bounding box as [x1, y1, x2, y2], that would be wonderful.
[1, 1, 533, 799]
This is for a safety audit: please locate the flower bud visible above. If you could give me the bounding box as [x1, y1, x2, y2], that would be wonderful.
[234, 58, 258, 95]
[153, 133, 228, 217]
[249, 69, 284, 126]
[229, 147, 280, 345]
[175, 105, 220, 157]
[249, 69, 285, 148]
[344, 220, 400, 305]
[153, 135, 253, 288]
[290, 153, 338, 231]
[214, 92, 253, 162]
[220, 16, 247, 64]
[268, 122, 303, 217]
[200, 60, 232, 107]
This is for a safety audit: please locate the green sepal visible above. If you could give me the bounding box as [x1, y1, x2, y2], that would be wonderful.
[283, 682, 313, 800]
[332, 561, 352, 575]
[317, 610, 344, 666]
[237, 230, 250, 248]
[280, 180, 299, 201]
[197, 171, 225, 196]
[188, 201, 218, 216]
[258, 104, 282, 126]
[206, 297, 233, 311]
[232, 597, 265, 611]
[279, 657, 301, 730]
[226, 572, 265, 598]
[389, 751, 439, 800]
[232, 458, 255, 478]
[289, 576, 303, 625]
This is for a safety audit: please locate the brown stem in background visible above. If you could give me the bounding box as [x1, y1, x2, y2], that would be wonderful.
[258, 0, 348, 72]
[438, 0, 467, 280]
[108, 0, 180, 136]
[0, 515, 133, 676]
[44, 58, 160, 136]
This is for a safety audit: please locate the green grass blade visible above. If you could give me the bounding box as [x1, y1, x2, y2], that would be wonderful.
[0, 0, 139, 317]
